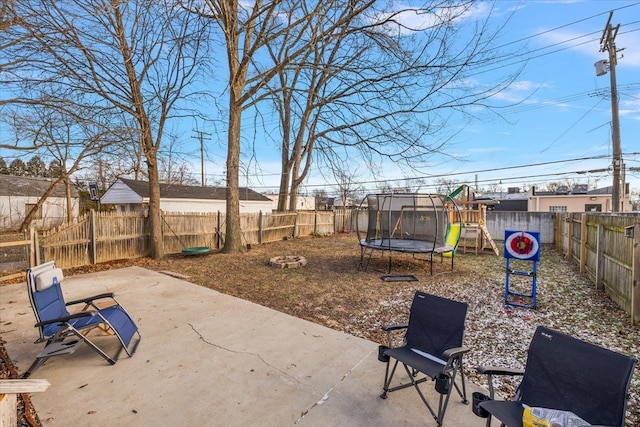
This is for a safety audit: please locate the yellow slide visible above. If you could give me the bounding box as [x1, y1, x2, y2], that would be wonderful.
[442, 223, 461, 258]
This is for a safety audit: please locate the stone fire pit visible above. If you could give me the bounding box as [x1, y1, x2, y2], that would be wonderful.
[269, 256, 307, 269]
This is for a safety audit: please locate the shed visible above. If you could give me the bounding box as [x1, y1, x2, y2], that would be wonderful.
[100, 178, 273, 214]
[0, 175, 80, 231]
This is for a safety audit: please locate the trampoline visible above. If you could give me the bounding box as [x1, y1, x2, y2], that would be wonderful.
[356, 193, 462, 275]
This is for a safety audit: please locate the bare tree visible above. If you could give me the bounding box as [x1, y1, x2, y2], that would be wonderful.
[2, 0, 210, 257]
[330, 160, 365, 209]
[158, 133, 199, 185]
[435, 178, 462, 196]
[190, 0, 379, 251]
[12, 106, 125, 230]
[263, 1, 521, 212]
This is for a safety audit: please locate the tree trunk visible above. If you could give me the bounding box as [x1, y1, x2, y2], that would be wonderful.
[224, 92, 243, 253]
[19, 176, 66, 232]
[147, 157, 164, 259]
[277, 163, 291, 212]
[64, 177, 72, 223]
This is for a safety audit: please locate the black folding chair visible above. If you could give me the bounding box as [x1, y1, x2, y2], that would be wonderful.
[474, 325, 637, 427]
[379, 291, 469, 426]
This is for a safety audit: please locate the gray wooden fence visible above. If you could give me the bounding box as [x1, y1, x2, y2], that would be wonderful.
[353, 209, 639, 324]
[3, 208, 638, 325]
[555, 212, 639, 324]
[12, 209, 353, 271]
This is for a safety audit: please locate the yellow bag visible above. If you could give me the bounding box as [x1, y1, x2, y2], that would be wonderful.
[522, 407, 590, 427]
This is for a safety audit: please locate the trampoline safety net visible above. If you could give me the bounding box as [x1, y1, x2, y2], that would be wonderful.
[356, 193, 461, 275]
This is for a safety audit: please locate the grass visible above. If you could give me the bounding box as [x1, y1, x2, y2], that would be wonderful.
[61, 232, 640, 425]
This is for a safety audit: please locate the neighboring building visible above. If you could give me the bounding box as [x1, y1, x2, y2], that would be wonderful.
[101, 178, 273, 214]
[479, 187, 528, 211]
[316, 196, 335, 210]
[333, 197, 355, 208]
[527, 184, 632, 213]
[263, 193, 316, 211]
[0, 175, 80, 231]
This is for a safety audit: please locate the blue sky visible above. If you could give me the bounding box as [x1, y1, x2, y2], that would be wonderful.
[191, 0, 640, 197]
[2, 1, 638, 199]
[445, 0, 640, 196]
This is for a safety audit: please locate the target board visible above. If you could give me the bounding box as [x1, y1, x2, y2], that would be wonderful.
[504, 230, 540, 261]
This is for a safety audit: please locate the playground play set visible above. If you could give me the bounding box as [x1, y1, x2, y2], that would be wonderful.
[356, 185, 541, 310]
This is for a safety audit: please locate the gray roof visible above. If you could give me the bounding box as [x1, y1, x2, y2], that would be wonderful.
[0, 175, 79, 198]
[532, 186, 613, 196]
[117, 178, 271, 202]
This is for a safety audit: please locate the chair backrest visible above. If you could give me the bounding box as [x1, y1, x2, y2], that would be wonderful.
[518, 326, 637, 426]
[404, 292, 468, 360]
[27, 261, 71, 339]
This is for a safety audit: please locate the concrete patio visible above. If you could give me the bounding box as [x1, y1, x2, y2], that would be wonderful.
[0, 267, 493, 426]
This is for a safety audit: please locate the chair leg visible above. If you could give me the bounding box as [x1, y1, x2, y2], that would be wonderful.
[381, 356, 469, 426]
[455, 359, 468, 404]
[22, 357, 47, 379]
[380, 359, 397, 399]
[71, 330, 116, 364]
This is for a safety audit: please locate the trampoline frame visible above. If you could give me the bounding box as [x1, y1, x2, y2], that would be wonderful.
[356, 193, 462, 275]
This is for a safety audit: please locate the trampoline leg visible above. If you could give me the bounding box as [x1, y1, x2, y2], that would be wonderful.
[430, 252, 434, 275]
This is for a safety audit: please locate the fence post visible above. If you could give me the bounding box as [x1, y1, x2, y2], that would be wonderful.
[32, 227, 40, 266]
[216, 211, 221, 248]
[294, 212, 298, 238]
[258, 211, 263, 244]
[160, 211, 165, 252]
[314, 211, 318, 235]
[28, 227, 36, 267]
[566, 214, 573, 260]
[579, 214, 587, 273]
[89, 209, 97, 265]
[595, 222, 605, 291]
[333, 210, 337, 234]
[555, 214, 561, 251]
[632, 220, 639, 325]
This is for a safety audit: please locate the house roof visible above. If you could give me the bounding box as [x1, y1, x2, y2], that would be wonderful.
[532, 186, 614, 196]
[115, 178, 271, 202]
[0, 175, 79, 198]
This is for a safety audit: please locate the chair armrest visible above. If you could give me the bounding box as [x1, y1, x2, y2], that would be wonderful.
[476, 365, 525, 399]
[381, 323, 408, 332]
[66, 292, 115, 306]
[443, 346, 470, 360]
[381, 323, 408, 348]
[35, 311, 97, 327]
[477, 366, 524, 376]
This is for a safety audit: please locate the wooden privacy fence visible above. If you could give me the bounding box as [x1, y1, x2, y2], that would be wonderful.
[556, 213, 640, 325]
[20, 209, 353, 271]
[0, 230, 37, 282]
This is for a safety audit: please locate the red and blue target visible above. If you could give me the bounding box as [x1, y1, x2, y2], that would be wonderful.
[504, 230, 540, 261]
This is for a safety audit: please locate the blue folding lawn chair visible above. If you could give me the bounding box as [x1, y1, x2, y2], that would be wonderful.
[23, 261, 141, 378]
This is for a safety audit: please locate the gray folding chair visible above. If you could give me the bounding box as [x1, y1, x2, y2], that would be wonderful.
[379, 291, 469, 426]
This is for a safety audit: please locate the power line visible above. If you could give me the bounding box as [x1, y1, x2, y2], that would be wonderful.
[240, 152, 640, 190]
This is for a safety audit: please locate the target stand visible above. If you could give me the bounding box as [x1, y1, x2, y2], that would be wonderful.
[504, 230, 541, 309]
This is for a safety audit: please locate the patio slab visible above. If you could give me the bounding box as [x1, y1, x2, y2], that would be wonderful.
[0, 267, 493, 426]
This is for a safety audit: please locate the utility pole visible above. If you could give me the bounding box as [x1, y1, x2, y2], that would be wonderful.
[597, 11, 624, 212]
[192, 130, 211, 187]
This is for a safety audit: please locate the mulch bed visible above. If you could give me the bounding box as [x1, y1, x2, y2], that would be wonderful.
[0, 338, 42, 426]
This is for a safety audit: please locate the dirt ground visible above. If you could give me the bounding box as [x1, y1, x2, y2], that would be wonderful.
[4, 232, 640, 425]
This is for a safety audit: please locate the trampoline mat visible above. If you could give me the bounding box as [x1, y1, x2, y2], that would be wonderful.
[360, 238, 444, 254]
